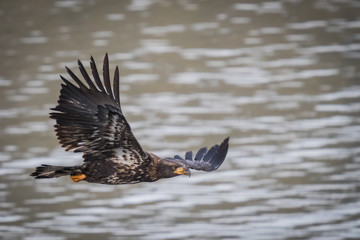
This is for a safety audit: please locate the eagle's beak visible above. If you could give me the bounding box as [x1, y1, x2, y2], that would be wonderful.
[174, 167, 191, 177]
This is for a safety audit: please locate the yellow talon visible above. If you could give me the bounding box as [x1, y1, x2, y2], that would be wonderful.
[70, 173, 86, 182]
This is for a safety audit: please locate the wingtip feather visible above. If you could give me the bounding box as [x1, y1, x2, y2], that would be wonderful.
[211, 137, 230, 170]
[181, 137, 229, 172]
[103, 53, 114, 98]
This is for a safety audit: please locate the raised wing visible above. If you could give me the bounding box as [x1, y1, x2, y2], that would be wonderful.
[174, 137, 229, 172]
[50, 53, 148, 162]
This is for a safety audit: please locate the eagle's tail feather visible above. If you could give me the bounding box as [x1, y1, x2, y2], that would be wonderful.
[30, 164, 78, 179]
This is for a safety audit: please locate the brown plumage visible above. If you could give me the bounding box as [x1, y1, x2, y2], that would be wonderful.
[30, 54, 229, 185]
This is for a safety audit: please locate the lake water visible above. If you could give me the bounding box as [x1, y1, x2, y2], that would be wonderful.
[1, 1, 360, 239]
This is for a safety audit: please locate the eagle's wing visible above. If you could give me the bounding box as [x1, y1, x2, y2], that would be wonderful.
[173, 137, 229, 172]
[50, 53, 148, 163]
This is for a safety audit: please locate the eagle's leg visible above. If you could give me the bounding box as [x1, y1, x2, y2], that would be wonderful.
[70, 173, 87, 182]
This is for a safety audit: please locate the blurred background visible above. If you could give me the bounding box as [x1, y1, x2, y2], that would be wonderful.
[1, 0, 360, 239]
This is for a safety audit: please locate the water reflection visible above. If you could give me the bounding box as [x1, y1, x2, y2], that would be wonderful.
[1, 0, 360, 239]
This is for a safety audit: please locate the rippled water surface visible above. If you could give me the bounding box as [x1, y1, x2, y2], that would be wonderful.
[1, 1, 360, 239]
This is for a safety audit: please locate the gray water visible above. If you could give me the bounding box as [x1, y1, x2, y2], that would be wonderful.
[1, 0, 360, 239]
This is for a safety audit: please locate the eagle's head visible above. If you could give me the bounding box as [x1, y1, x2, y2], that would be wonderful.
[157, 158, 191, 178]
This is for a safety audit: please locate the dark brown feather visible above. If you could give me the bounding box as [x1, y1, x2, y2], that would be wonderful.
[90, 56, 106, 93]
[78, 59, 97, 90]
[114, 66, 120, 105]
[65, 67, 88, 91]
[51, 55, 148, 163]
[102, 53, 114, 99]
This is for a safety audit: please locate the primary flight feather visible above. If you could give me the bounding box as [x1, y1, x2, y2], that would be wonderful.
[30, 54, 229, 185]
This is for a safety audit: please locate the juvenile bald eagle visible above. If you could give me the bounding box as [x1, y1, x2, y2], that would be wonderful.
[30, 54, 229, 185]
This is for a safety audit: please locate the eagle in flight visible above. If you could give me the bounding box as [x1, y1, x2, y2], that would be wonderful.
[30, 54, 229, 185]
